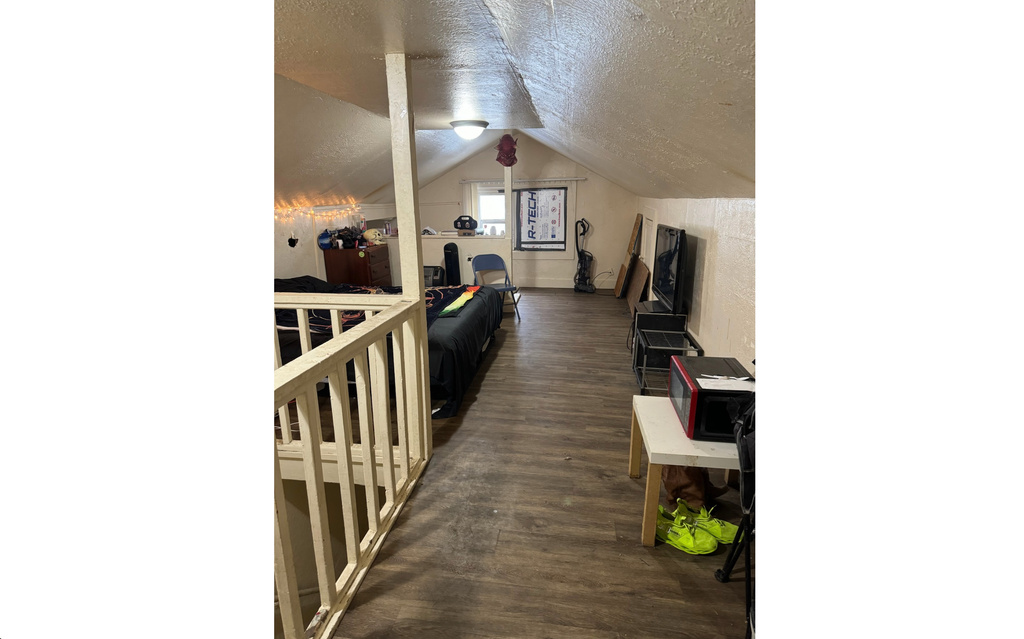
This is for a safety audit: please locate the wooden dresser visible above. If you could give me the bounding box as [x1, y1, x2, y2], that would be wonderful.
[322, 245, 391, 286]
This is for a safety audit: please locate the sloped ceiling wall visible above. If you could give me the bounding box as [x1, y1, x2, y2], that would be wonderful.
[274, 75, 505, 208]
[274, 0, 754, 207]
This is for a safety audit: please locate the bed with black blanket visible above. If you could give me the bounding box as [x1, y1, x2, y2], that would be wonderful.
[275, 275, 503, 418]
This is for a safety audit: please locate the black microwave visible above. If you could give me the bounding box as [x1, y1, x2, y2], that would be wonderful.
[669, 356, 754, 442]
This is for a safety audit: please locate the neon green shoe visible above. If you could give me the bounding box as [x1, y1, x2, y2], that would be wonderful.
[655, 505, 719, 555]
[670, 499, 739, 544]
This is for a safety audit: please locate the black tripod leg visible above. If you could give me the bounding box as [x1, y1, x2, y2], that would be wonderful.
[744, 518, 753, 639]
[714, 513, 750, 583]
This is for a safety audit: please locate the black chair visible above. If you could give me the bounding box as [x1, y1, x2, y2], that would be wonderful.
[716, 395, 754, 639]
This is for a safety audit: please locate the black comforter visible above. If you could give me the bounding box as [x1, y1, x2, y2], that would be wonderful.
[275, 276, 503, 418]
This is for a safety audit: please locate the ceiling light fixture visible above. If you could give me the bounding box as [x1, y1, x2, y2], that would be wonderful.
[450, 120, 489, 140]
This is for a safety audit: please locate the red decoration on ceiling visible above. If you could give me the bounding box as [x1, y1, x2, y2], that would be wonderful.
[495, 134, 518, 167]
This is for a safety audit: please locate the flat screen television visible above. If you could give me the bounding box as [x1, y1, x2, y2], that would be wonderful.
[651, 224, 692, 315]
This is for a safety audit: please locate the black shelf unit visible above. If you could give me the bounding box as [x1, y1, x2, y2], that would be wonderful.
[632, 307, 704, 395]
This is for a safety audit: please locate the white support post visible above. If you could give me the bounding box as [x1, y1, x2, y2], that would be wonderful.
[386, 52, 432, 459]
[505, 162, 514, 284]
[386, 53, 425, 300]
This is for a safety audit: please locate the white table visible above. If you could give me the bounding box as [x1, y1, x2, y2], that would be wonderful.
[628, 395, 740, 546]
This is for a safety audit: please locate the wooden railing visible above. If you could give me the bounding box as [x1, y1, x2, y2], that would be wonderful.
[273, 292, 431, 639]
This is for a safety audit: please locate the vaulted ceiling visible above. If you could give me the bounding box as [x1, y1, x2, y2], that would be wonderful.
[274, 0, 754, 208]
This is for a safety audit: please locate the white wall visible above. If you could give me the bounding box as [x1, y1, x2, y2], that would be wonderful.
[421, 236, 511, 286]
[274, 206, 395, 281]
[638, 198, 755, 375]
[274, 213, 328, 281]
[417, 134, 639, 289]
[276, 135, 641, 290]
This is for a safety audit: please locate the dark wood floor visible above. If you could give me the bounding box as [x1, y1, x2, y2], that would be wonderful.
[332, 288, 751, 639]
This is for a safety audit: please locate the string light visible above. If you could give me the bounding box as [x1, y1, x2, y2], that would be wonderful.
[273, 202, 363, 224]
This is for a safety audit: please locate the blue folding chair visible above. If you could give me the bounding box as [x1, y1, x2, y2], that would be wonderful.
[472, 254, 520, 319]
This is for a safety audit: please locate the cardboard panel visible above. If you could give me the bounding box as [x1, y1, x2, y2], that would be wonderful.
[614, 214, 643, 297]
[625, 259, 650, 316]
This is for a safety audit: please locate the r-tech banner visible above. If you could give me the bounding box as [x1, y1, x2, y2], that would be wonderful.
[515, 187, 567, 251]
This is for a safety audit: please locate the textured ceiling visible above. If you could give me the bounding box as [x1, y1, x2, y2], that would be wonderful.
[274, 0, 754, 207]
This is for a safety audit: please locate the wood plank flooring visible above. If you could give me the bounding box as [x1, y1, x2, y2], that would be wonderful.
[331, 288, 751, 639]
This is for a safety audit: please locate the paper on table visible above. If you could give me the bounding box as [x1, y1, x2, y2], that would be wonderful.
[696, 378, 755, 392]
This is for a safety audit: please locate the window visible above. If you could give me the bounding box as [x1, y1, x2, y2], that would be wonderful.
[478, 189, 506, 236]
[465, 184, 507, 236]
[462, 181, 576, 248]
